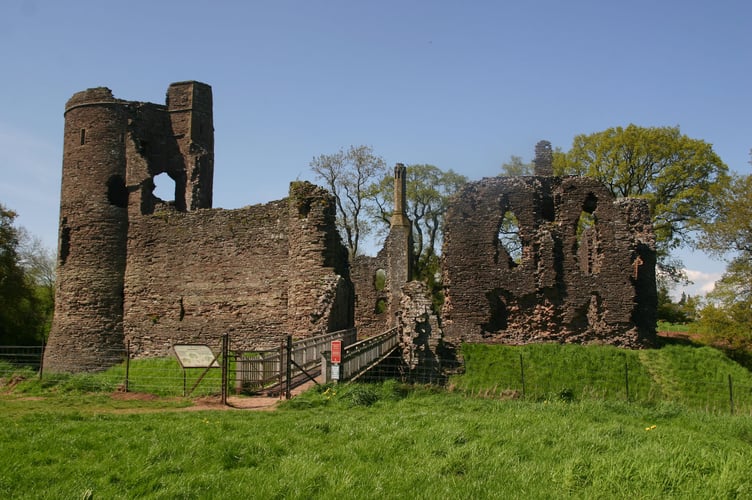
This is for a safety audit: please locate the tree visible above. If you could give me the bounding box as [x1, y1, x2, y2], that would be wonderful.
[310, 145, 388, 257]
[694, 169, 752, 351]
[553, 124, 729, 278]
[0, 204, 50, 345]
[17, 230, 56, 335]
[369, 164, 467, 283]
[499, 155, 534, 176]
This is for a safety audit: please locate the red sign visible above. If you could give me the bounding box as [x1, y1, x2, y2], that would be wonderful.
[331, 340, 342, 364]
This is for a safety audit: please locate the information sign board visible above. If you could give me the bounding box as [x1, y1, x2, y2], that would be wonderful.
[331, 340, 342, 364]
[173, 344, 219, 368]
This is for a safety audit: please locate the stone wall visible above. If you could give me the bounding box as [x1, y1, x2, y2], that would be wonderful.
[44, 82, 353, 372]
[123, 182, 352, 357]
[441, 174, 656, 348]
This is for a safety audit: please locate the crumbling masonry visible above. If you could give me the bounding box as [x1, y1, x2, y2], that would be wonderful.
[440, 141, 657, 348]
[43, 82, 353, 372]
[43, 82, 656, 373]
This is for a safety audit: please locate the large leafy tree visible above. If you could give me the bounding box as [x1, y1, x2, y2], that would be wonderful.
[553, 124, 729, 277]
[695, 169, 752, 351]
[369, 164, 467, 281]
[0, 204, 51, 345]
[310, 145, 388, 258]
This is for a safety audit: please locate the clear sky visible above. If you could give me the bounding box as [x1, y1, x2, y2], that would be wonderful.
[1, 0, 750, 298]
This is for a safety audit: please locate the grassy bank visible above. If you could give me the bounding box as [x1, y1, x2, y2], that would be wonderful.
[452, 343, 752, 413]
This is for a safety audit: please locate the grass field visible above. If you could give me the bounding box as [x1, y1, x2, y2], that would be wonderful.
[2, 342, 752, 498]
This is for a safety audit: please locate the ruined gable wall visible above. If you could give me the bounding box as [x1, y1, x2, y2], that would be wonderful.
[441, 175, 656, 348]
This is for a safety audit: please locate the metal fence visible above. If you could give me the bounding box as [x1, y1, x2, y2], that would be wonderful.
[2, 341, 752, 415]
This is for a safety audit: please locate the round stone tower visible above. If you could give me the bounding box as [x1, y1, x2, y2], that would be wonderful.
[44, 88, 130, 372]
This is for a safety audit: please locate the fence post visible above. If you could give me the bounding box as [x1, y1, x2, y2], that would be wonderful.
[321, 351, 331, 384]
[285, 335, 292, 400]
[519, 352, 526, 398]
[728, 374, 734, 415]
[624, 355, 630, 402]
[38, 342, 45, 380]
[221, 334, 229, 406]
[124, 340, 131, 393]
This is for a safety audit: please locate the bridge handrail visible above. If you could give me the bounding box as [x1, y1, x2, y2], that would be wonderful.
[339, 327, 399, 381]
[235, 328, 356, 391]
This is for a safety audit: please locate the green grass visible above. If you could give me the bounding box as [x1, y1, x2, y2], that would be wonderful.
[2, 344, 752, 498]
[1, 385, 752, 498]
[657, 320, 700, 333]
[10, 357, 224, 397]
[452, 343, 752, 414]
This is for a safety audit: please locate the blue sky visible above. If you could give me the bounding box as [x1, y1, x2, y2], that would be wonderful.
[1, 0, 750, 298]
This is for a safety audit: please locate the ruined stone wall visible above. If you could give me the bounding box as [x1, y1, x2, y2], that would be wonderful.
[123, 204, 289, 356]
[123, 182, 351, 357]
[45, 82, 353, 371]
[351, 251, 390, 339]
[441, 175, 656, 348]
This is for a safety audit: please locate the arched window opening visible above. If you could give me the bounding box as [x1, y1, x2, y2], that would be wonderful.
[152, 172, 176, 203]
[374, 269, 387, 291]
[496, 211, 522, 267]
[574, 193, 601, 274]
[374, 298, 388, 314]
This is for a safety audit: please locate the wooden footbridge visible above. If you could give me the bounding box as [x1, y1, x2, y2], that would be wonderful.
[234, 327, 400, 397]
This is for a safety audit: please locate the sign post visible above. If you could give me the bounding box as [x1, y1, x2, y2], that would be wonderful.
[331, 340, 342, 381]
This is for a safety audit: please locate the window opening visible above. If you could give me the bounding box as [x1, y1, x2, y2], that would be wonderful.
[152, 172, 176, 203]
[496, 211, 522, 267]
[374, 269, 387, 291]
[106, 175, 128, 208]
[80, 129, 86, 145]
[575, 193, 600, 274]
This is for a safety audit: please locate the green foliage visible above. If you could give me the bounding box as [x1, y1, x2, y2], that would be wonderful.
[553, 124, 729, 278]
[693, 171, 752, 357]
[497, 211, 522, 264]
[699, 173, 752, 260]
[499, 155, 534, 176]
[0, 204, 52, 345]
[656, 282, 698, 324]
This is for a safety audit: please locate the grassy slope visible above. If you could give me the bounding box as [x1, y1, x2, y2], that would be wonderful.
[453, 343, 752, 413]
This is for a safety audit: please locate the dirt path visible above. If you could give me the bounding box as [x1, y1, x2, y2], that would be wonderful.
[108, 380, 318, 412]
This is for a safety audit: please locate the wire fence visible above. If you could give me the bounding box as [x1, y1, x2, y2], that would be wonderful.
[1, 342, 751, 415]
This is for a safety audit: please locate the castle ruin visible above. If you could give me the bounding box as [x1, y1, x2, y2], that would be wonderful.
[43, 82, 656, 373]
[440, 142, 657, 348]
